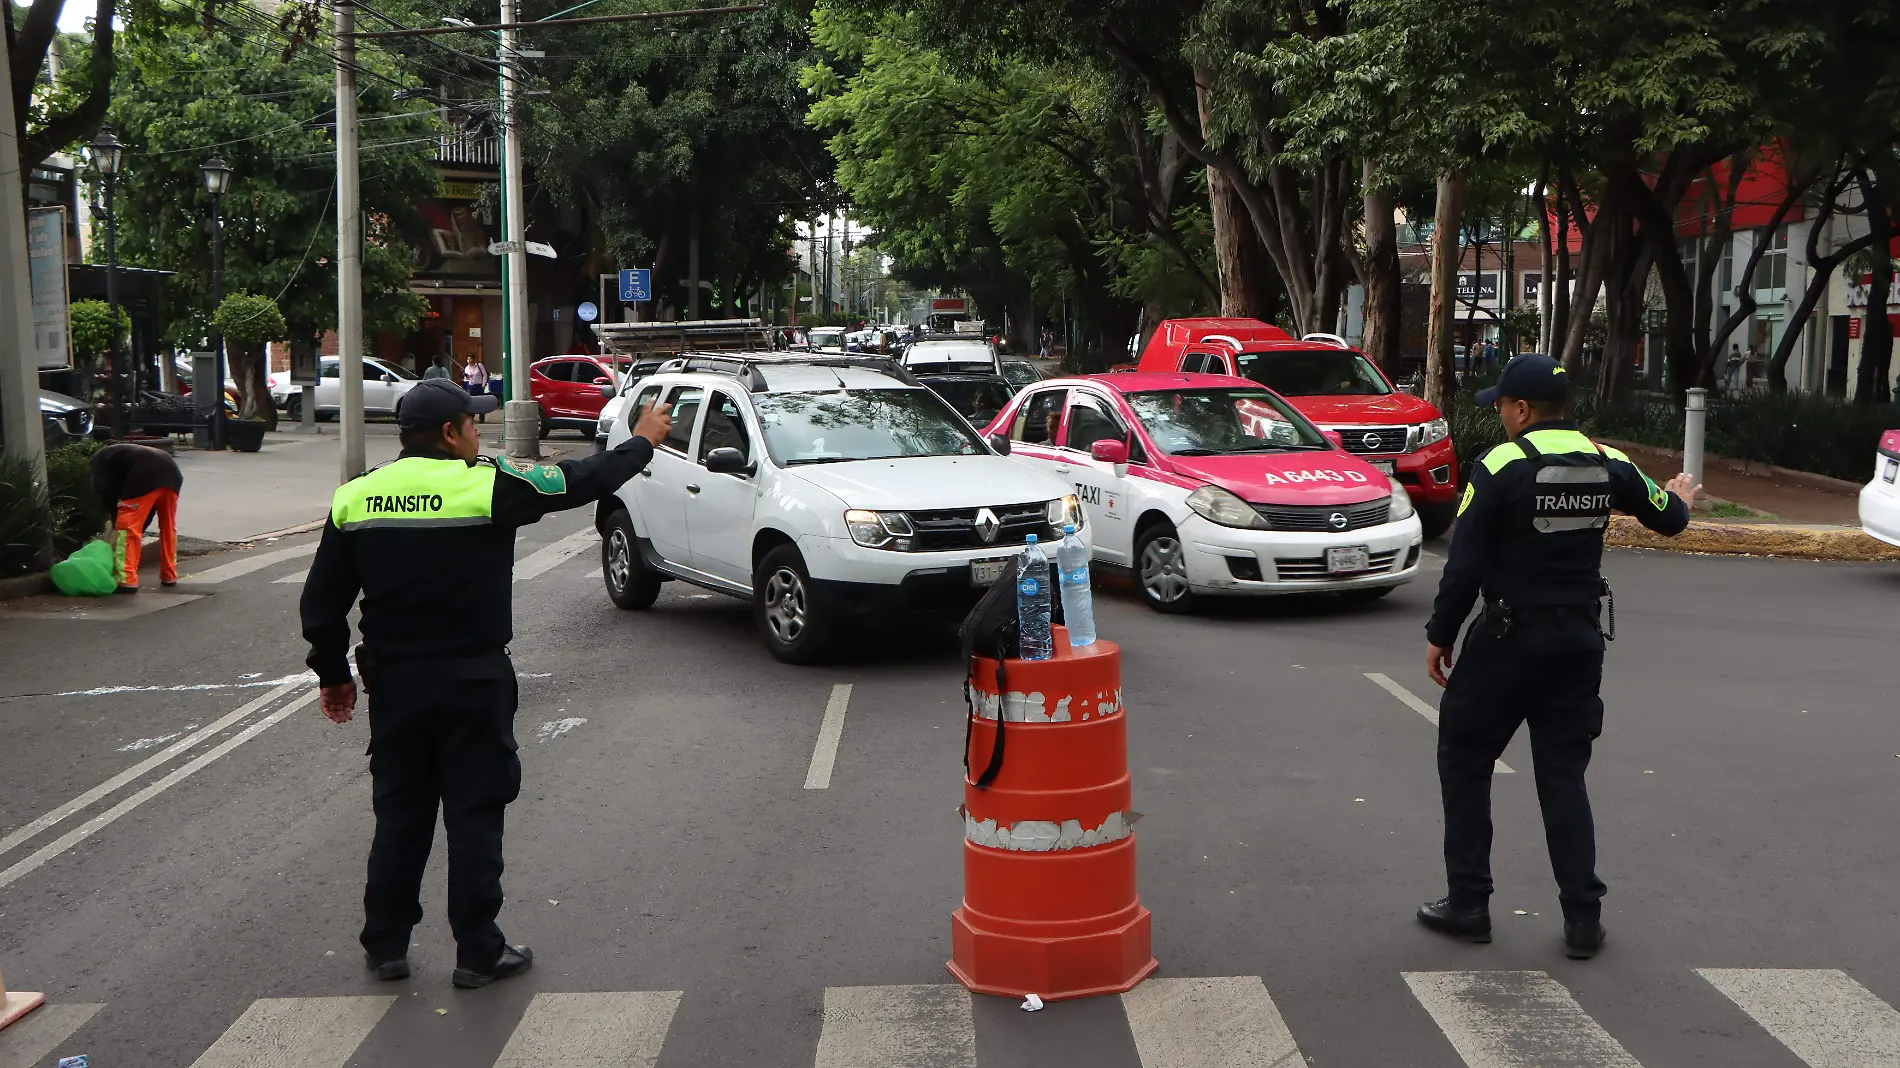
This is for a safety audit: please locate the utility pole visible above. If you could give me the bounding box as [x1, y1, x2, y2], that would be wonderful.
[499, 0, 537, 459]
[0, 36, 47, 494]
[840, 209, 851, 318]
[336, 0, 366, 481]
[688, 204, 701, 320]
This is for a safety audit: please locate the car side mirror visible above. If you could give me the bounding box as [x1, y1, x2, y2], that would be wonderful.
[1090, 439, 1129, 465]
[382, 373, 397, 383]
[599, 382, 618, 399]
[704, 446, 750, 475]
[593, 376, 613, 386]
[1322, 429, 1345, 450]
[988, 432, 1011, 456]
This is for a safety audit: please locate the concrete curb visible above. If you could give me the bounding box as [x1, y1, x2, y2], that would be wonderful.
[1606, 515, 1900, 562]
[0, 571, 53, 600]
[1595, 438, 1864, 496]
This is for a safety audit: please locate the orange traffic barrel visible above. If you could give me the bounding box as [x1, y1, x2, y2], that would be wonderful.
[948, 626, 1157, 1000]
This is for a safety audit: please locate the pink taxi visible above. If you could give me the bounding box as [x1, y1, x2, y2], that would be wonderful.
[984, 372, 1424, 612]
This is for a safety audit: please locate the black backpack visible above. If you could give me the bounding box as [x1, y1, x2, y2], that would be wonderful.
[958, 561, 1021, 790]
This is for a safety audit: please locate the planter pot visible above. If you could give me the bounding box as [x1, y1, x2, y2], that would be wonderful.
[226, 419, 267, 453]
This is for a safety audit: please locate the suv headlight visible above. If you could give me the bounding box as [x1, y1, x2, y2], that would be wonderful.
[1046, 494, 1084, 531]
[1386, 476, 1416, 521]
[844, 509, 915, 550]
[1413, 418, 1449, 449]
[1185, 485, 1268, 529]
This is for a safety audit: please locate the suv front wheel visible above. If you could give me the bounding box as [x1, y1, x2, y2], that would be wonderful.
[602, 509, 661, 609]
[754, 544, 836, 664]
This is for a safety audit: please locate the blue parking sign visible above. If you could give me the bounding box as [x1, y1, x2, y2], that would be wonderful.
[618, 269, 650, 302]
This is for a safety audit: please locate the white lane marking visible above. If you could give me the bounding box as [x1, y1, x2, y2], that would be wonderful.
[0, 678, 306, 861]
[492, 991, 683, 1068]
[186, 996, 395, 1068]
[803, 684, 853, 790]
[515, 528, 599, 583]
[535, 717, 587, 743]
[273, 568, 309, 584]
[119, 731, 185, 751]
[815, 985, 975, 1068]
[33, 672, 312, 699]
[1404, 971, 1641, 1068]
[1121, 976, 1301, 1068]
[1698, 968, 1900, 1066]
[0, 691, 319, 890]
[180, 543, 317, 585]
[0, 1003, 104, 1068]
[1365, 672, 1514, 774]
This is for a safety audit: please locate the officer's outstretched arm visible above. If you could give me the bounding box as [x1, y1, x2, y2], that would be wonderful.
[490, 437, 657, 528]
[300, 519, 362, 687]
[1426, 462, 1504, 650]
[1602, 447, 1692, 536]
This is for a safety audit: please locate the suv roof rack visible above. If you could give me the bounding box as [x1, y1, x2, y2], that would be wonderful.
[656, 352, 923, 392]
[593, 318, 773, 358]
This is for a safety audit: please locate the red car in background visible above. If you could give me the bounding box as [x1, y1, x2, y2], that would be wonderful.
[1136, 317, 1459, 537]
[529, 354, 624, 439]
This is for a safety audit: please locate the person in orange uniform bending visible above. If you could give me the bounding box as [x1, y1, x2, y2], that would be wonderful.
[91, 442, 183, 592]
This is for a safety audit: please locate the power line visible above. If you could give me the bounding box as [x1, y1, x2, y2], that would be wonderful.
[343, 3, 765, 40]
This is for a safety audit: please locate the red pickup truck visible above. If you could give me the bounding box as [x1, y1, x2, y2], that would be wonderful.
[1135, 318, 1459, 537]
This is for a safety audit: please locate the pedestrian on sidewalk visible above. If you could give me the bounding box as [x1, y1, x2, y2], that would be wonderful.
[300, 377, 672, 990]
[92, 442, 183, 593]
[423, 355, 451, 381]
[462, 355, 490, 422]
[1418, 354, 1700, 960]
[1726, 344, 1743, 391]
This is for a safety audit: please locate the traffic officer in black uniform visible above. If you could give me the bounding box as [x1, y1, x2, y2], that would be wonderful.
[1416, 354, 1699, 959]
[300, 377, 670, 988]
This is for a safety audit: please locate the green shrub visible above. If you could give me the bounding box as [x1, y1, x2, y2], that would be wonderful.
[46, 439, 109, 553]
[0, 454, 52, 577]
[1583, 392, 1899, 483]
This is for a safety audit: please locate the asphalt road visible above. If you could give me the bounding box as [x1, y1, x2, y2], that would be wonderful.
[1, 518, 1898, 1068]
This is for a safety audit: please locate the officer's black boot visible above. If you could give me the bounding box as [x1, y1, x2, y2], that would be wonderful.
[1564, 921, 1606, 960]
[452, 944, 533, 989]
[1417, 898, 1492, 943]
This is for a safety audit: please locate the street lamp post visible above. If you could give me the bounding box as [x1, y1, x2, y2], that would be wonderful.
[201, 156, 234, 449]
[87, 128, 124, 439]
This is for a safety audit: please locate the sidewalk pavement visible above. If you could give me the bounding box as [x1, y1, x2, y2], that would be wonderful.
[170, 425, 585, 543]
[1604, 440, 1862, 525]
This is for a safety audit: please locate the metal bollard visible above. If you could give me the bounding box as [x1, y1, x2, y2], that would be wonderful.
[1683, 387, 1707, 496]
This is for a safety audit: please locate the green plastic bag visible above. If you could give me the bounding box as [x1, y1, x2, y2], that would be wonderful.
[51, 537, 120, 597]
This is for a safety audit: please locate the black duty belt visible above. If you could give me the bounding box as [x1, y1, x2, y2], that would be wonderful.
[1481, 585, 1615, 641]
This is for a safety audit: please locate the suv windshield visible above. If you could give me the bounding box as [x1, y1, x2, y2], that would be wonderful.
[921, 377, 1014, 424]
[1234, 349, 1391, 396]
[379, 361, 421, 380]
[1124, 389, 1328, 455]
[755, 389, 986, 465]
[905, 342, 994, 374]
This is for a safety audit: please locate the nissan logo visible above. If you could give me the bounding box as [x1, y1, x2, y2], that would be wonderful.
[974, 507, 1001, 544]
[1361, 432, 1384, 451]
[1328, 511, 1350, 531]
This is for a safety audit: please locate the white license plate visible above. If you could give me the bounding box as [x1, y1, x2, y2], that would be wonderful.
[1326, 546, 1371, 573]
[1370, 459, 1396, 474]
[1885, 458, 1898, 484]
[971, 557, 1012, 586]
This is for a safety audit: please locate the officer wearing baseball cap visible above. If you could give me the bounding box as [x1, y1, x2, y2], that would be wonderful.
[1416, 353, 1700, 959]
[300, 376, 671, 988]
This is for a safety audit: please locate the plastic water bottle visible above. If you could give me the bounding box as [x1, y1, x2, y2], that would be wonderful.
[1016, 534, 1053, 661]
[1055, 524, 1096, 647]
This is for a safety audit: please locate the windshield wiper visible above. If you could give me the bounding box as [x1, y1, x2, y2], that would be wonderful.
[1167, 447, 1220, 456]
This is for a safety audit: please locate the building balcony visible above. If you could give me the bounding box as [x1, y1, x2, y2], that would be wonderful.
[437, 131, 498, 167]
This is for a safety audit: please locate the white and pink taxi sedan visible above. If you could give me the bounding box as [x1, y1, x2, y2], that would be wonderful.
[983, 371, 1424, 612]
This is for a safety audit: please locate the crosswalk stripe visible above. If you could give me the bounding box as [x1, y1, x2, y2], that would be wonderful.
[815, 985, 976, 1068]
[1697, 968, 1900, 1066]
[186, 996, 394, 1068]
[273, 568, 308, 584]
[515, 528, 599, 582]
[181, 543, 317, 584]
[1121, 976, 1301, 1068]
[1364, 673, 1514, 774]
[492, 991, 682, 1068]
[0, 1003, 104, 1068]
[1403, 971, 1642, 1067]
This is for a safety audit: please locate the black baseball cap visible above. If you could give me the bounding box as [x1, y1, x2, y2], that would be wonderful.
[1475, 353, 1569, 405]
[396, 377, 499, 428]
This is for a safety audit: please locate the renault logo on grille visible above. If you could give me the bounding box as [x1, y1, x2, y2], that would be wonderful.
[1328, 511, 1350, 531]
[974, 507, 1001, 544]
[1362, 432, 1384, 451]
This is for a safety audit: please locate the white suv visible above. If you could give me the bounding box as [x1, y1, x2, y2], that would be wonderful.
[597, 354, 1088, 663]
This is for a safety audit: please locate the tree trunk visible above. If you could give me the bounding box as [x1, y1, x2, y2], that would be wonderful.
[1770, 179, 1873, 393]
[1360, 159, 1402, 376]
[1425, 170, 1466, 411]
[1196, 74, 1276, 319]
[1855, 169, 1894, 406]
[231, 341, 276, 429]
[1554, 180, 1573, 362]
[1537, 167, 1554, 355]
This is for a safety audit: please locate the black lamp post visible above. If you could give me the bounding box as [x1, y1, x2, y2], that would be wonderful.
[87, 128, 125, 439]
[201, 156, 234, 448]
